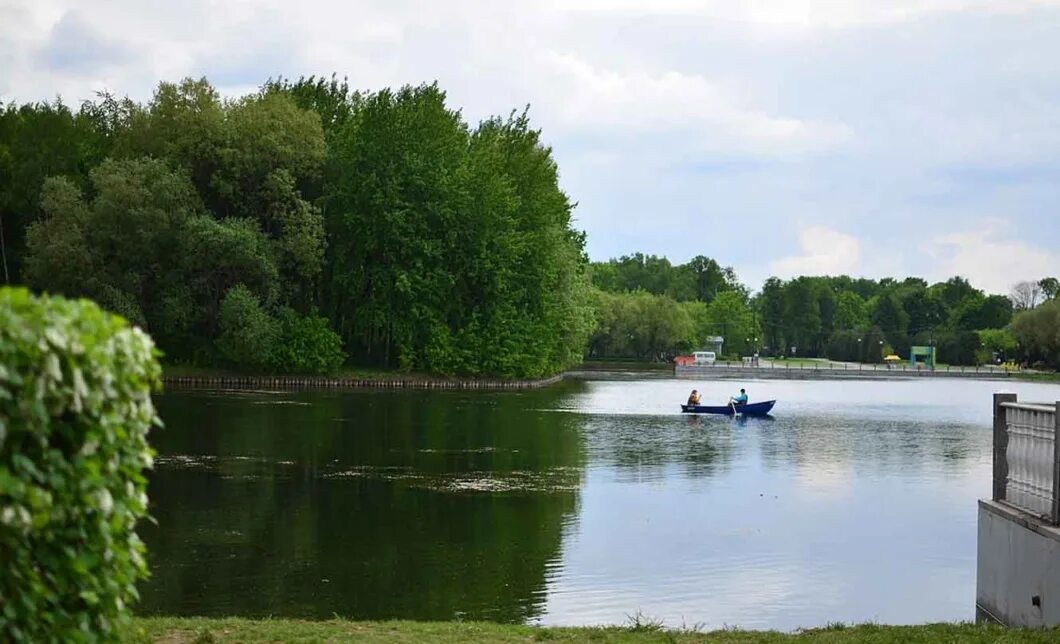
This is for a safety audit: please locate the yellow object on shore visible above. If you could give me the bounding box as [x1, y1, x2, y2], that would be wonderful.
[884, 354, 901, 362]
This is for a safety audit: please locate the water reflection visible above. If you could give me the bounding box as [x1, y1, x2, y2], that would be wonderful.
[143, 384, 587, 622]
[142, 377, 1060, 630]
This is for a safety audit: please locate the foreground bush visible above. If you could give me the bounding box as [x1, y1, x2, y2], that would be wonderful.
[0, 287, 160, 642]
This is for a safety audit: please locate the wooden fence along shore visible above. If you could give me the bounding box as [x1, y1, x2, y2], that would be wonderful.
[161, 373, 566, 391]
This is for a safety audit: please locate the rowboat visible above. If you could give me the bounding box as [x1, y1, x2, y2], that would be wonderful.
[680, 400, 776, 416]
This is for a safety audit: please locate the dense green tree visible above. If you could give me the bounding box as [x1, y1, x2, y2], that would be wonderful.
[118, 78, 225, 203]
[980, 327, 1016, 359]
[25, 158, 202, 327]
[833, 291, 868, 330]
[589, 253, 741, 303]
[1039, 277, 1060, 301]
[871, 293, 910, 347]
[703, 291, 755, 357]
[325, 86, 589, 376]
[756, 277, 786, 356]
[1012, 300, 1060, 366]
[0, 100, 111, 283]
[783, 278, 822, 356]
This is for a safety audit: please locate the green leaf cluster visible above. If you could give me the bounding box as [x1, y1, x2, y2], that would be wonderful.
[0, 287, 160, 642]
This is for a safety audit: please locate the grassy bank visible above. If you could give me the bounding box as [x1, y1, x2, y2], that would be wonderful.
[131, 618, 1060, 643]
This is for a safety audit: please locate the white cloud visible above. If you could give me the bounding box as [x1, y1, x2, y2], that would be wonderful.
[768, 226, 863, 278]
[548, 0, 1060, 29]
[926, 219, 1060, 294]
[539, 52, 850, 157]
[3, 0, 1060, 293]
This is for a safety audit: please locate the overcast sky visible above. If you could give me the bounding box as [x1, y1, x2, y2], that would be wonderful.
[3, 1, 1059, 293]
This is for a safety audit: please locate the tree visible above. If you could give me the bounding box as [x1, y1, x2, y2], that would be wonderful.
[0, 100, 110, 283]
[757, 277, 786, 356]
[871, 293, 910, 347]
[1039, 277, 1060, 301]
[25, 157, 202, 329]
[212, 92, 326, 220]
[1012, 300, 1060, 366]
[783, 278, 822, 356]
[118, 78, 225, 203]
[1011, 281, 1042, 310]
[704, 290, 754, 357]
[979, 328, 1016, 359]
[833, 291, 868, 330]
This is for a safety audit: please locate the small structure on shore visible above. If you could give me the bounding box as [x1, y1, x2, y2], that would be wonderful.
[910, 345, 935, 369]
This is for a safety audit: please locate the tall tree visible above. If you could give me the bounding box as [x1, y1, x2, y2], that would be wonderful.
[1010, 281, 1042, 311]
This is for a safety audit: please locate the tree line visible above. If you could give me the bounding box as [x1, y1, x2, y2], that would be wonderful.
[6, 78, 1060, 374]
[586, 255, 1060, 368]
[1, 76, 592, 376]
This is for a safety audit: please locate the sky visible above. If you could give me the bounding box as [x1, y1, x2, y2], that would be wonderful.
[3, 1, 1060, 294]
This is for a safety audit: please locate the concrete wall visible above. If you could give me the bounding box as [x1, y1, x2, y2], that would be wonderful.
[674, 365, 1008, 380]
[977, 500, 1060, 626]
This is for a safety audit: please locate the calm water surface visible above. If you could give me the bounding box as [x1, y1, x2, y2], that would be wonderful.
[141, 377, 1060, 629]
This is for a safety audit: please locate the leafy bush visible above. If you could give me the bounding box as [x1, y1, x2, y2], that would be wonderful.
[215, 284, 277, 369]
[0, 287, 160, 641]
[268, 308, 346, 374]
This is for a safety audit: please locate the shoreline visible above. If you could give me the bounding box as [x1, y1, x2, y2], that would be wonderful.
[161, 371, 566, 391]
[160, 363, 1059, 392]
[131, 618, 1058, 643]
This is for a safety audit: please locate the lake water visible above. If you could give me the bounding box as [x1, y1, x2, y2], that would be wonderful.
[140, 377, 1060, 630]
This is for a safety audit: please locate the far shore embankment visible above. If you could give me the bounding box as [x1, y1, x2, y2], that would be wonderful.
[161, 371, 566, 391]
[671, 364, 1013, 381]
[160, 361, 1053, 392]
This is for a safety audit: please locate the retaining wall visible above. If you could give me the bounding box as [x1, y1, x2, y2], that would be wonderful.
[674, 365, 1009, 380]
[162, 373, 565, 391]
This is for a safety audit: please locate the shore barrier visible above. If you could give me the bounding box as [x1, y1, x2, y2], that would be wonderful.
[161, 372, 566, 391]
[673, 364, 1010, 380]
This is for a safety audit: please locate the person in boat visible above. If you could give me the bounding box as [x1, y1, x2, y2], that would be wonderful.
[729, 388, 748, 406]
[687, 389, 701, 405]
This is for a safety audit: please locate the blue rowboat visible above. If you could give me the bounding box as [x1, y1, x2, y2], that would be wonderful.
[680, 400, 776, 416]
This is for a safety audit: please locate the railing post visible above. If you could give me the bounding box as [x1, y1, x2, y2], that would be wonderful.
[994, 392, 1017, 502]
[1053, 401, 1060, 524]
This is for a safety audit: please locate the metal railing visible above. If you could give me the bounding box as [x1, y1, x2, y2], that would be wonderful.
[993, 393, 1060, 523]
[677, 360, 1012, 374]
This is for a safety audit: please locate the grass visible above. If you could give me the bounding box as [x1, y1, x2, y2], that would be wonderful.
[129, 618, 1060, 643]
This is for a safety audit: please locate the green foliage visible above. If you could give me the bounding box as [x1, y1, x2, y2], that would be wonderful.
[824, 327, 887, 363]
[325, 87, 590, 376]
[1012, 300, 1060, 366]
[979, 327, 1016, 357]
[269, 308, 346, 373]
[754, 274, 1015, 364]
[587, 289, 694, 361]
[589, 253, 744, 303]
[833, 291, 868, 330]
[212, 92, 326, 219]
[25, 158, 202, 334]
[0, 100, 111, 282]
[216, 285, 277, 369]
[0, 287, 159, 642]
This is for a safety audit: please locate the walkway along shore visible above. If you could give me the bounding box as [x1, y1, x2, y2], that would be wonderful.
[672, 364, 1011, 380]
[161, 372, 566, 391]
